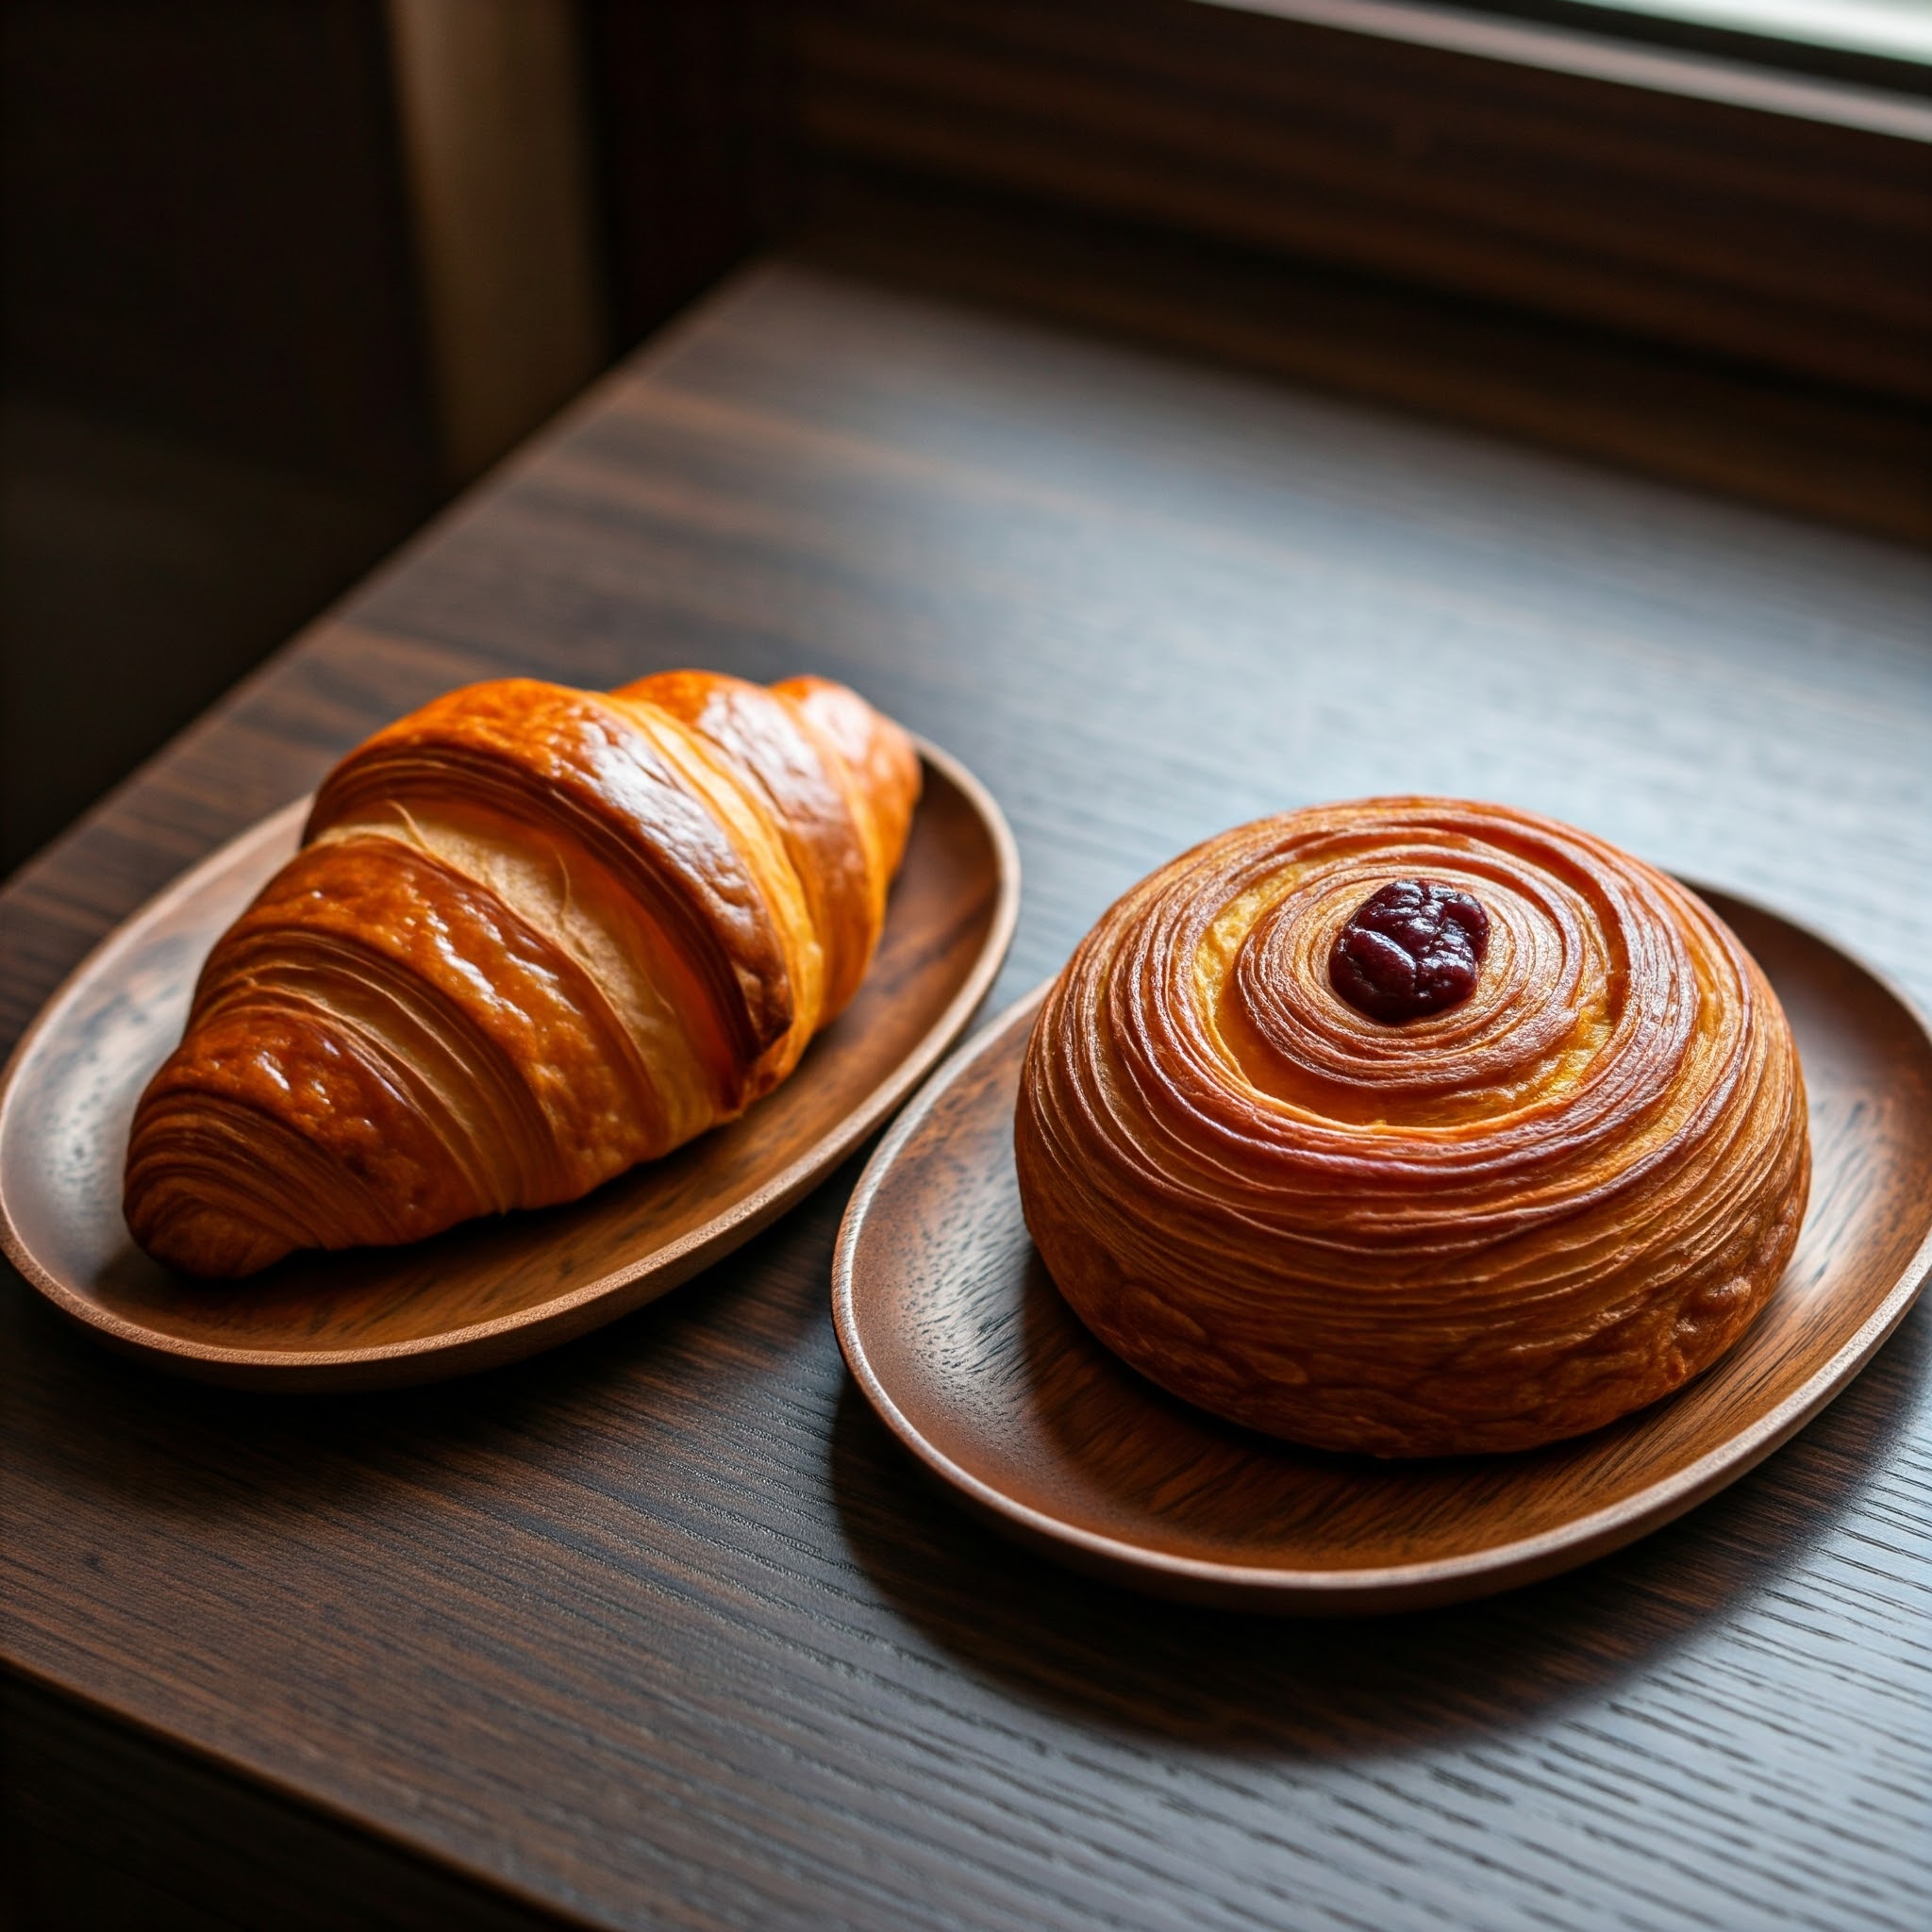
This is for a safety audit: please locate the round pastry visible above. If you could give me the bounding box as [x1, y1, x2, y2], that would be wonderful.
[1014, 798, 1809, 1457]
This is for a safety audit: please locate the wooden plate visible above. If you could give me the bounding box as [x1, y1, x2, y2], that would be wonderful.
[833, 891, 1932, 1613]
[0, 743, 1017, 1389]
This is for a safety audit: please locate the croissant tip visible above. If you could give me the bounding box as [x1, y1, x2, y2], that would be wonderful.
[127, 1197, 294, 1280]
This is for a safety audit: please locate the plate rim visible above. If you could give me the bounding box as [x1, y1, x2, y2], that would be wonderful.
[0, 736, 1020, 1384]
[831, 887, 1932, 1611]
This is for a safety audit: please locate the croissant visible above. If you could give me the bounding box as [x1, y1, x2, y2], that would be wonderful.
[125, 672, 921, 1277]
[1015, 798, 1809, 1457]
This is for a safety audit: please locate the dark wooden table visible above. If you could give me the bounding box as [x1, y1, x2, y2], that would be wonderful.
[6, 245, 1930, 1932]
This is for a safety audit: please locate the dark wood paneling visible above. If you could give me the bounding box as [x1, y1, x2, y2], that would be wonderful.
[3, 253, 1929, 1929]
[0, 0, 442, 873]
[586, 0, 796, 348]
[0, 397, 416, 874]
[789, 0, 1932, 399]
[584, 3, 1932, 542]
[803, 168, 1932, 542]
[0, 0, 436, 484]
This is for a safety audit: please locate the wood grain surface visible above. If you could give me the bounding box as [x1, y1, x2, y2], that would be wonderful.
[834, 888, 1932, 1608]
[0, 747, 1014, 1389]
[4, 248, 1931, 1930]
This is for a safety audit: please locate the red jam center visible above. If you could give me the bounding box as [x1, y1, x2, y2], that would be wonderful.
[1329, 878, 1490, 1023]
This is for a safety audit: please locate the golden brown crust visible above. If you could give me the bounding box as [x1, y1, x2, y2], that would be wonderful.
[1014, 798, 1810, 1457]
[770, 675, 924, 1002]
[125, 674, 920, 1277]
[613, 671, 918, 1022]
[306, 678, 793, 1073]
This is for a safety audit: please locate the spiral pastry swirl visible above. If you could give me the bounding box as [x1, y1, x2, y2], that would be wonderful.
[1015, 799, 1809, 1457]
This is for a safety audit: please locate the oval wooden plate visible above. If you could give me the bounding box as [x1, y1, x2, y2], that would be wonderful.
[834, 891, 1932, 1613]
[0, 742, 1017, 1390]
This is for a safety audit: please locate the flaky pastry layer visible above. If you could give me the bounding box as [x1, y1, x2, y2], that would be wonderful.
[1015, 798, 1809, 1457]
[125, 673, 920, 1276]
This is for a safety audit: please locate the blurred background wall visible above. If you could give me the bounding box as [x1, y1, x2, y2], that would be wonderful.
[4, 0, 1924, 876]
[0, 0, 623, 874]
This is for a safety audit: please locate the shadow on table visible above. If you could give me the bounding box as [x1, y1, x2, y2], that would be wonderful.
[827, 1299, 1928, 1762]
[11, 1172, 1924, 1774]
[0, 1191, 835, 1524]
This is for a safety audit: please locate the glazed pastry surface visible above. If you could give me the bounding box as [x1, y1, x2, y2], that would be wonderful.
[125, 673, 920, 1277]
[1014, 798, 1809, 1457]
